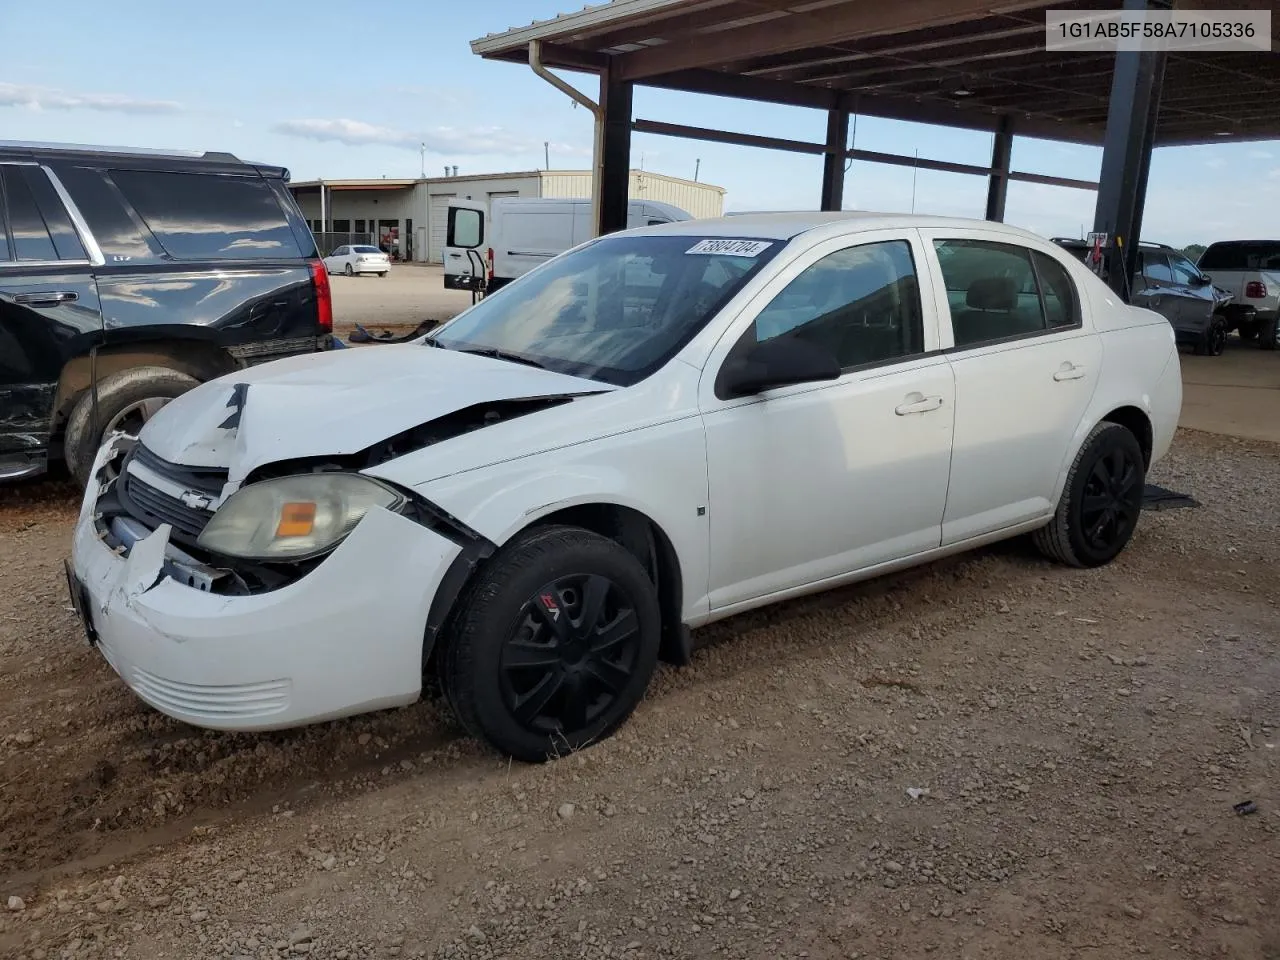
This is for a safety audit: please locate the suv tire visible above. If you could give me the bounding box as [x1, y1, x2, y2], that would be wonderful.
[64, 366, 198, 486]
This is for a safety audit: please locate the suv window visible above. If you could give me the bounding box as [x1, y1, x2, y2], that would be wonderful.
[1141, 252, 1173, 282]
[2, 166, 59, 262]
[110, 170, 302, 260]
[934, 239, 1062, 347]
[1168, 256, 1202, 285]
[749, 240, 924, 369]
[5, 166, 87, 261]
[1199, 241, 1280, 271]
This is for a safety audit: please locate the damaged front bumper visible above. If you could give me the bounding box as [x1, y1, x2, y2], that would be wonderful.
[68, 440, 464, 732]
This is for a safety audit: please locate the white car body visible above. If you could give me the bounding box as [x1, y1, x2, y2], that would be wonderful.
[323, 244, 390, 277]
[68, 213, 1182, 754]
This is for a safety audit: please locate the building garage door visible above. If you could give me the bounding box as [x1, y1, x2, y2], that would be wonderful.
[428, 193, 455, 263]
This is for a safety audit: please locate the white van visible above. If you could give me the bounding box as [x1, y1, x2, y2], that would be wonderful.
[443, 196, 691, 293]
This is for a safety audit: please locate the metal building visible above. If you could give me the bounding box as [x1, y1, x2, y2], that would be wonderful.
[289, 168, 725, 263]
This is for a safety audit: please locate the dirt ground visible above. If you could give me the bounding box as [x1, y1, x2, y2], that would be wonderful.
[330, 265, 472, 339]
[1, 291, 1278, 958]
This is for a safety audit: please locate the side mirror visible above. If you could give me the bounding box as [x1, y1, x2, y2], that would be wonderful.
[1194, 273, 1211, 286]
[718, 336, 841, 398]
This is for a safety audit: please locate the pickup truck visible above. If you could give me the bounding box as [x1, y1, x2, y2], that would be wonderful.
[1197, 240, 1280, 349]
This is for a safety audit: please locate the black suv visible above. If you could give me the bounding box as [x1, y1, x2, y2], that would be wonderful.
[0, 141, 332, 486]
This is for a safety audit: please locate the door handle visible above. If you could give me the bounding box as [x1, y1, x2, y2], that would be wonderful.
[1054, 362, 1087, 381]
[13, 291, 78, 306]
[895, 392, 944, 416]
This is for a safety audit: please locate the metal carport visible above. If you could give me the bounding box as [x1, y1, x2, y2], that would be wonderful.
[471, 0, 1279, 299]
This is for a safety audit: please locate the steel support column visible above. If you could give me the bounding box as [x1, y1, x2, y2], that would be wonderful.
[599, 69, 634, 236]
[1092, 0, 1168, 300]
[985, 115, 1013, 221]
[820, 108, 849, 211]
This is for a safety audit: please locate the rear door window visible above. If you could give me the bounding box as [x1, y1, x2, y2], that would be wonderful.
[2, 166, 58, 261]
[6, 166, 88, 261]
[110, 170, 303, 260]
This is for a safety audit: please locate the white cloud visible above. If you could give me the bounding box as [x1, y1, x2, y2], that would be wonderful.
[0, 81, 181, 114]
[273, 117, 589, 159]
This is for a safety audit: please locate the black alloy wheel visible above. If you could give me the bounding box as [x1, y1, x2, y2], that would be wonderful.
[440, 525, 662, 761]
[499, 574, 642, 736]
[1033, 421, 1146, 568]
[1078, 445, 1143, 555]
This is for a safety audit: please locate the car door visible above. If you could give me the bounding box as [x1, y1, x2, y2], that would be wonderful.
[0, 162, 104, 471]
[1132, 251, 1181, 325]
[1168, 253, 1215, 336]
[699, 230, 954, 612]
[918, 231, 1102, 545]
[325, 245, 348, 273]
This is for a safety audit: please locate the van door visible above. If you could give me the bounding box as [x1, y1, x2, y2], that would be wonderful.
[443, 199, 487, 291]
[496, 201, 574, 283]
[0, 163, 104, 478]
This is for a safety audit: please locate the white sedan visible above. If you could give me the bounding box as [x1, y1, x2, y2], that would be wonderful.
[68, 213, 1181, 761]
[323, 244, 390, 277]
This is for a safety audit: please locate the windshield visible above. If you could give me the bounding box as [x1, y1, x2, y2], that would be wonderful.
[429, 234, 782, 385]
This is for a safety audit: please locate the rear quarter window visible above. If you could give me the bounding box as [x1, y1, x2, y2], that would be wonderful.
[109, 170, 304, 260]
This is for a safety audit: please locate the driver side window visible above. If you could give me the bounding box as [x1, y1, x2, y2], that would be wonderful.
[743, 239, 925, 371]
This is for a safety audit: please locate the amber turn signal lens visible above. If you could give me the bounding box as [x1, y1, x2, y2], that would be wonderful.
[275, 502, 317, 537]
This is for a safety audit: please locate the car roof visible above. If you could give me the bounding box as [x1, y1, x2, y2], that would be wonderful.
[631, 211, 1065, 245]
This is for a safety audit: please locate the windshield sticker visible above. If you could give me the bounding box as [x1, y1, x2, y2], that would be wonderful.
[685, 239, 773, 257]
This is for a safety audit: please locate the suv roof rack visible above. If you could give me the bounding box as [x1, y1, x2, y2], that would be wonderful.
[0, 140, 243, 162]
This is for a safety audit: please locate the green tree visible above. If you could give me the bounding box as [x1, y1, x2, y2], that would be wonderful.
[1181, 243, 1206, 261]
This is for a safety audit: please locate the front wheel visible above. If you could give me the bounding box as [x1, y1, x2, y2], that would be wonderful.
[1033, 422, 1146, 568]
[440, 525, 662, 762]
[1196, 317, 1227, 356]
[343, 263, 354, 277]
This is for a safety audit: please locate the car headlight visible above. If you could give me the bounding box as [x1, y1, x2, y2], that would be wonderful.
[196, 474, 404, 561]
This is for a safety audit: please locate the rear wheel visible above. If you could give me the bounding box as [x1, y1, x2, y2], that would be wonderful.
[64, 366, 198, 487]
[344, 263, 354, 277]
[440, 525, 661, 762]
[1260, 316, 1279, 351]
[1033, 422, 1146, 569]
[379, 271, 388, 278]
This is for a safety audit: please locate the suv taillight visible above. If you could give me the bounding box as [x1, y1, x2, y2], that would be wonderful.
[309, 259, 333, 333]
[1245, 280, 1267, 299]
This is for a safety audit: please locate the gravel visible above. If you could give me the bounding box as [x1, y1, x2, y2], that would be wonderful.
[1, 427, 1278, 960]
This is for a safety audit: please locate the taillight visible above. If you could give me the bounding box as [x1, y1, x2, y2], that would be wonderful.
[1245, 280, 1267, 299]
[309, 259, 333, 333]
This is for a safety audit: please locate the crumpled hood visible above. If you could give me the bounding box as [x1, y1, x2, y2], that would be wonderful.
[139, 344, 613, 482]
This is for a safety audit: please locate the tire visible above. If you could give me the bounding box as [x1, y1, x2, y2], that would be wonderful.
[64, 366, 198, 487]
[1260, 316, 1278, 351]
[1196, 317, 1227, 356]
[379, 271, 388, 278]
[1032, 421, 1146, 569]
[1238, 320, 1259, 342]
[440, 525, 662, 762]
[344, 263, 354, 277]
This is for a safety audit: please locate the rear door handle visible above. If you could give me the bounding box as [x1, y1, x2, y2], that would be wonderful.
[895, 392, 944, 416]
[1054, 362, 1087, 381]
[13, 291, 78, 306]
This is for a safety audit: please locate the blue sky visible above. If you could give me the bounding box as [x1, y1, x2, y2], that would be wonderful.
[4, 0, 1277, 247]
